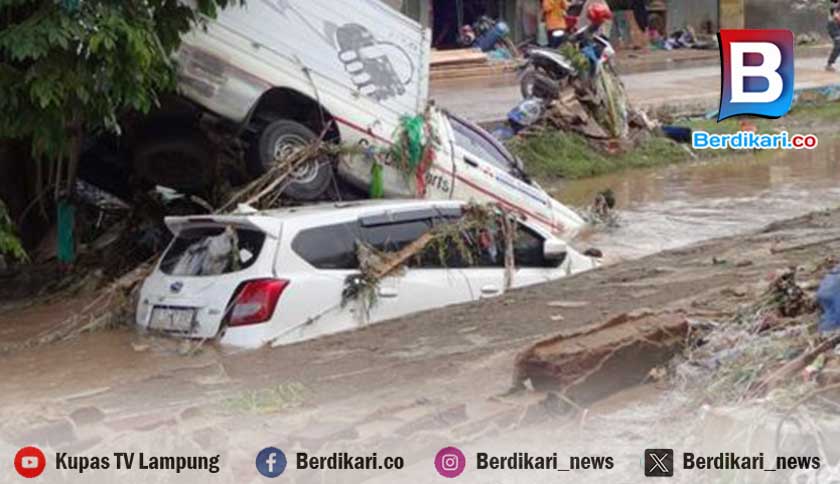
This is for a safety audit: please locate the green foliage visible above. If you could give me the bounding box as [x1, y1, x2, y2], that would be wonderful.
[0, 0, 241, 161]
[0, 199, 27, 262]
[559, 42, 589, 76]
[508, 131, 689, 180]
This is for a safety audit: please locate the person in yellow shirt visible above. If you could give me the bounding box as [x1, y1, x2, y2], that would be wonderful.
[543, 0, 569, 47]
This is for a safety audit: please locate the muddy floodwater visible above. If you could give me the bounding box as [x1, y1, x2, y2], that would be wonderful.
[555, 138, 840, 261]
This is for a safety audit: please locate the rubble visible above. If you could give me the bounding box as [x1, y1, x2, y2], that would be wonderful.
[514, 311, 689, 404]
[673, 262, 840, 408]
[510, 45, 662, 157]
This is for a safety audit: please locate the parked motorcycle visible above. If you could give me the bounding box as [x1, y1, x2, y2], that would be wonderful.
[518, 3, 614, 99]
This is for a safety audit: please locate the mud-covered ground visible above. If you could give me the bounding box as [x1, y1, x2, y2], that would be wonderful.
[1, 207, 839, 483]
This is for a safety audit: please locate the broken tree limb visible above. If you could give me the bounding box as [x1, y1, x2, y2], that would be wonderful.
[748, 335, 840, 399]
[217, 144, 324, 213]
[369, 232, 435, 281]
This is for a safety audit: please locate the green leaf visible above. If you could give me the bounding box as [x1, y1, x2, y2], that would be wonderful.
[0, 0, 239, 166]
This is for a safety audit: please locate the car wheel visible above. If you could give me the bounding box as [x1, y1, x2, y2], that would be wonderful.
[247, 119, 333, 201]
[133, 130, 216, 194]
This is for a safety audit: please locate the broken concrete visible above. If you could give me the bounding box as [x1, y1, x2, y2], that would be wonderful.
[515, 311, 689, 403]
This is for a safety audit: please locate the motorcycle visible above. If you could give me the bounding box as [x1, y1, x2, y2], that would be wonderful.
[518, 3, 615, 99]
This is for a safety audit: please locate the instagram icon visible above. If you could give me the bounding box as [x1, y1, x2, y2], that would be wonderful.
[435, 447, 466, 478]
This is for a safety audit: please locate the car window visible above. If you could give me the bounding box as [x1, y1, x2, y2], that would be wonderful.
[412, 217, 558, 269]
[362, 220, 434, 253]
[292, 222, 362, 270]
[513, 225, 556, 268]
[292, 218, 436, 270]
[160, 226, 266, 276]
[450, 116, 517, 173]
[291, 213, 557, 271]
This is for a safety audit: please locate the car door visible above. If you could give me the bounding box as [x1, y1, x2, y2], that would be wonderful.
[458, 220, 566, 301]
[446, 113, 560, 234]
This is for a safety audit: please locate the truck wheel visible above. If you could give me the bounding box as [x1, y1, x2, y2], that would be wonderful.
[247, 119, 332, 201]
[133, 130, 216, 194]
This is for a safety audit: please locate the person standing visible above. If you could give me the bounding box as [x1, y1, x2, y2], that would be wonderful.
[629, 0, 649, 49]
[543, 0, 569, 47]
[827, 8, 840, 71]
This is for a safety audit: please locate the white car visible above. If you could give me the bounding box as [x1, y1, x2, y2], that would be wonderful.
[136, 200, 599, 349]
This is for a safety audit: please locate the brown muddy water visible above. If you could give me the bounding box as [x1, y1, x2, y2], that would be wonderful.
[555, 138, 840, 261]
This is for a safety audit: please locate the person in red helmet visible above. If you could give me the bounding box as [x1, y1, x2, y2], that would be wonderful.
[587, 3, 613, 27]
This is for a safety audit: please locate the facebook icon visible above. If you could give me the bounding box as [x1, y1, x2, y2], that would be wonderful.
[256, 447, 287, 478]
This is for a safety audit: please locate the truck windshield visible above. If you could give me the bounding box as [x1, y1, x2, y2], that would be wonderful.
[448, 114, 528, 181]
[159, 226, 266, 276]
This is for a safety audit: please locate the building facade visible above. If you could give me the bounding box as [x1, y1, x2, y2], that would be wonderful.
[386, 0, 828, 49]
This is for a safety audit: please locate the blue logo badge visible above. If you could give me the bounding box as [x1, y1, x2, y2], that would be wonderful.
[718, 29, 795, 121]
[256, 447, 287, 478]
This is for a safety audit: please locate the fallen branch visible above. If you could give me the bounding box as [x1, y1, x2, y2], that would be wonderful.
[748, 335, 840, 399]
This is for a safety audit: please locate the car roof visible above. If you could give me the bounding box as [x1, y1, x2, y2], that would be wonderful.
[258, 199, 464, 221]
[166, 200, 467, 235]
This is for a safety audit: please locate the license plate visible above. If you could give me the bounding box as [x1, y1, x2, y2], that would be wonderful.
[150, 307, 196, 333]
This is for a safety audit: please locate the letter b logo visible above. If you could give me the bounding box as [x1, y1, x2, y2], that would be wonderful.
[718, 30, 794, 121]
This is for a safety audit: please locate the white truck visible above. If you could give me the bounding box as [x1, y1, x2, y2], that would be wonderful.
[150, 0, 587, 239]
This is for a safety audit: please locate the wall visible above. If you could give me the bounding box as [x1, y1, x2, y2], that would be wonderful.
[719, 0, 744, 29]
[667, 0, 719, 33]
[746, 0, 827, 37]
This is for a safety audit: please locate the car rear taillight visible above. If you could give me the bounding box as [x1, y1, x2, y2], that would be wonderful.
[228, 279, 289, 327]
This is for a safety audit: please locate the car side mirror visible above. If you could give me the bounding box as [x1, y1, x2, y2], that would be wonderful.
[544, 240, 568, 262]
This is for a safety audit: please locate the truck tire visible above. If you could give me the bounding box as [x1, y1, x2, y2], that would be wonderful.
[247, 119, 332, 201]
[133, 130, 216, 194]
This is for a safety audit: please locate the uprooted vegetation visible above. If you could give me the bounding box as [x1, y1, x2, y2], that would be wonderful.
[674, 259, 840, 410]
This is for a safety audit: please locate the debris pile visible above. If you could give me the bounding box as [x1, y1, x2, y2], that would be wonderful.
[1, 139, 340, 351]
[508, 44, 658, 155]
[674, 262, 840, 408]
[579, 189, 620, 228]
[218, 143, 335, 212]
